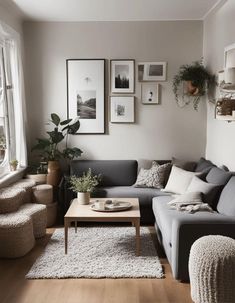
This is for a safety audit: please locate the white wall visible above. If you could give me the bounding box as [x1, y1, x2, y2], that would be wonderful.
[23, 21, 206, 161]
[204, 0, 235, 170]
[0, 2, 22, 34]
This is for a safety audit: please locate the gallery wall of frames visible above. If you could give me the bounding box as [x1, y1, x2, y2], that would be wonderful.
[67, 59, 167, 134]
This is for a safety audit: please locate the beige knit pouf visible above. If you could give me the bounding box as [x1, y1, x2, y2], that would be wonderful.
[46, 202, 57, 227]
[10, 179, 36, 204]
[189, 235, 235, 303]
[0, 187, 25, 213]
[0, 213, 35, 258]
[19, 203, 47, 238]
[32, 184, 53, 205]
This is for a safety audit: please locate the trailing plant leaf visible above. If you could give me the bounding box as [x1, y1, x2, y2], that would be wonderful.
[172, 60, 217, 110]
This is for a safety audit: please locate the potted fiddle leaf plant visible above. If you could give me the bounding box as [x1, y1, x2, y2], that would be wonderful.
[32, 113, 83, 186]
[173, 60, 216, 110]
[69, 169, 101, 205]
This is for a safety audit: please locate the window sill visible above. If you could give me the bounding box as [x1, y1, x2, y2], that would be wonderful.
[0, 167, 26, 188]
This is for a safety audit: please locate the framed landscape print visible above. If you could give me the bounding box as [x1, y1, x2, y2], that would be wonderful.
[110, 96, 135, 123]
[110, 60, 135, 93]
[141, 83, 160, 104]
[67, 59, 105, 134]
[138, 62, 167, 81]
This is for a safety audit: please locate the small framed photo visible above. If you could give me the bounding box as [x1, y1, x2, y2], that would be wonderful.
[141, 83, 160, 104]
[138, 62, 167, 81]
[110, 60, 135, 93]
[110, 96, 135, 123]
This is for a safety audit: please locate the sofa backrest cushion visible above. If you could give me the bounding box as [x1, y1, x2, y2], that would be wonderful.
[172, 157, 196, 172]
[195, 157, 215, 173]
[206, 167, 232, 186]
[217, 176, 235, 216]
[70, 160, 138, 187]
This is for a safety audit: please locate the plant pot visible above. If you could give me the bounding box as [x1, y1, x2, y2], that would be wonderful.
[10, 164, 17, 171]
[77, 192, 90, 205]
[47, 161, 61, 186]
[186, 81, 199, 96]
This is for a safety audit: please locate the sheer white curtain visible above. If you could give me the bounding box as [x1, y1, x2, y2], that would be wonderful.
[0, 21, 27, 169]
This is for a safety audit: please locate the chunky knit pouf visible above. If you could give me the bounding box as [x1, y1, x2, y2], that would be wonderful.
[189, 235, 235, 303]
[19, 203, 47, 238]
[11, 179, 36, 204]
[0, 213, 35, 258]
[32, 184, 53, 205]
[0, 187, 25, 213]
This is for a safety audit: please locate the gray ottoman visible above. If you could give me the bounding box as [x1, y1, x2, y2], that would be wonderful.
[189, 235, 235, 303]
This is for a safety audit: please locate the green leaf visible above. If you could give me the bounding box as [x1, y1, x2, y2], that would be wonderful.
[63, 147, 83, 160]
[47, 130, 64, 144]
[67, 120, 80, 134]
[31, 138, 51, 151]
[51, 113, 60, 126]
[60, 119, 72, 125]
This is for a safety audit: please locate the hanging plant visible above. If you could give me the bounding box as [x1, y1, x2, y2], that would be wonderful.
[173, 60, 216, 110]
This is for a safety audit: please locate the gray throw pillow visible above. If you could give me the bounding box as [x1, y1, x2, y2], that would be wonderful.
[195, 157, 215, 173]
[134, 168, 150, 188]
[187, 176, 221, 207]
[206, 167, 232, 186]
[134, 162, 171, 189]
[172, 157, 196, 172]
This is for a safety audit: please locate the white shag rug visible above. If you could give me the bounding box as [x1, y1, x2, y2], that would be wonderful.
[26, 227, 164, 279]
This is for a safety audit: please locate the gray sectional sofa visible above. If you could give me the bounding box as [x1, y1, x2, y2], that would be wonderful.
[61, 159, 170, 224]
[60, 158, 235, 281]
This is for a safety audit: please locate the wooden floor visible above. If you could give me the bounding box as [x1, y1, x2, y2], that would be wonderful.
[0, 226, 193, 303]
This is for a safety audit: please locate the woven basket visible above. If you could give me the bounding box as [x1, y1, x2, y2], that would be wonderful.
[46, 202, 57, 227]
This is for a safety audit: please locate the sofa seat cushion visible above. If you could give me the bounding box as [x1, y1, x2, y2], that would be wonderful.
[152, 196, 230, 247]
[93, 186, 170, 209]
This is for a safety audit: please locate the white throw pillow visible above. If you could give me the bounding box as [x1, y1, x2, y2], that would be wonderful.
[168, 191, 202, 206]
[163, 165, 197, 194]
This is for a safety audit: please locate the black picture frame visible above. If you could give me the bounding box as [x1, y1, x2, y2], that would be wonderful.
[66, 59, 106, 134]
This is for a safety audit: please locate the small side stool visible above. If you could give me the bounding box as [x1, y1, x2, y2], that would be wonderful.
[189, 235, 235, 303]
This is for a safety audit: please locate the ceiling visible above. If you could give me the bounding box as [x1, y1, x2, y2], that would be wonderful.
[1, 0, 226, 22]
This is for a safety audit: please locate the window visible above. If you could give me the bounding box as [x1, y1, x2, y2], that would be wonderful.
[0, 46, 9, 174]
[0, 22, 27, 177]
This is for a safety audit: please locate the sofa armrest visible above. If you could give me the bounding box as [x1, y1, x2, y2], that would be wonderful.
[171, 218, 235, 281]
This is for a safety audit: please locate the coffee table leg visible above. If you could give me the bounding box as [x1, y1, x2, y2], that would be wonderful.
[64, 219, 70, 254]
[134, 219, 141, 256]
[75, 221, 77, 233]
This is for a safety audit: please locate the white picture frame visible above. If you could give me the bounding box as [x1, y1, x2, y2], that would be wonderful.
[110, 60, 135, 93]
[67, 59, 105, 134]
[110, 96, 135, 123]
[141, 83, 160, 104]
[138, 62, 167, 81]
